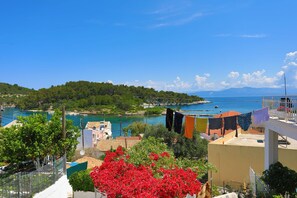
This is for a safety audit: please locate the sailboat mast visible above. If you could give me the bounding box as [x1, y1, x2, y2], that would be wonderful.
[284, 73, 287, 97]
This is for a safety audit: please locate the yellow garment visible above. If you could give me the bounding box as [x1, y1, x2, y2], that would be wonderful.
[185, 116, 195, 139]
[196, 118, 208, 133]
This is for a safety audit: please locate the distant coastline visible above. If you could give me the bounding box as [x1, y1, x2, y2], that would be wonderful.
[26, 100, 211, 116]
[164, 100, 211, 106]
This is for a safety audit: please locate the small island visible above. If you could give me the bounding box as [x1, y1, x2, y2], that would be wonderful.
[1, 81, 205, 116]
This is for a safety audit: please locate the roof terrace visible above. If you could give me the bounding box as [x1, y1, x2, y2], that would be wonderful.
[262, 96, 297, 123]
[262, 96, 297, 169]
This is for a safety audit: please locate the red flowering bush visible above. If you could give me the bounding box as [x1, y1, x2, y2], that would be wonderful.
[160, 151, 170, 158]
[149, 152, 159, 161]
[90, 145, 202, 197]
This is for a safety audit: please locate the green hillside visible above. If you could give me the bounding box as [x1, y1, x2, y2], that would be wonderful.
[0, 83, 34, 95]
[0, 83, 35, 106]
[16, 81, 203, 114]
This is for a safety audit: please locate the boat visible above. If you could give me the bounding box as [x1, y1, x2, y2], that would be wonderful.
[214, 105, 219, 108]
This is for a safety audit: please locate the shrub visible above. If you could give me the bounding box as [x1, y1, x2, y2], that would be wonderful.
[90, 145, 202, 197]
[126, 137, 174, 167]
[142, 124, 208, 159]
[144, 107, 164, 115]
[261, 161, 297, 196]
[175, 158, 215, 181]
[173, 131, 208, 159]
[143, 124, 177, 148]
[128, 135, 213, 180]
[123, 122, 148, 136]
[69, 169, 94, 192]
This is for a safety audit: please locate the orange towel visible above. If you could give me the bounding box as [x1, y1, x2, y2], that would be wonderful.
[185, 116, 195, 139]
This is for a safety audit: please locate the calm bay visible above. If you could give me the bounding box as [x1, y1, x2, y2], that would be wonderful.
[1, 96, 263, 137]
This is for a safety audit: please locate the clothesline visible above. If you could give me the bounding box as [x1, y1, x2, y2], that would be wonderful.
[165, 107, 269, 139]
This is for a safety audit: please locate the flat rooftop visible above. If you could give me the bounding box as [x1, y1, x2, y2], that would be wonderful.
[224, 134, 297, 150]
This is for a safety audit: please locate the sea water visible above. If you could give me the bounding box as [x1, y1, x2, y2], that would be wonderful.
[1, 96, 263, 137]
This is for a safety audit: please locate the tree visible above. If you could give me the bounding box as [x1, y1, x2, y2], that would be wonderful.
[173, 131, 208, 159]
[142, 123, 208, 159]
[0, 110, 80, 168]
[261, 162, 297, 196]
[123, 122, 148, 136]
[13, 81, 203, 113]
[143, 124, 177, 148]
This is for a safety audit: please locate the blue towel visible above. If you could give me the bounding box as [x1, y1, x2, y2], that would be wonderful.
[238, 112, 252, 131]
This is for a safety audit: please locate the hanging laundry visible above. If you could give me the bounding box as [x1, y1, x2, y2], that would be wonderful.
[185, 116, 195, 139]
[238, 112, 252, 131]
[174, 112, 184, 134]
[253, 107, 269, 125]
[196, 118, 208, 133]
[166, 108, 174, 131]
[224, 116, 238, 137]
[208, 118, 222, 136]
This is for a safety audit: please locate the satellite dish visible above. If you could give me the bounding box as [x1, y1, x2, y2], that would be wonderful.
[80, 150, 85, 156]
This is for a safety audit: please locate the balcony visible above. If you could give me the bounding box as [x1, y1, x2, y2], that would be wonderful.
[262, 96, 297, 170]
[262, 96, 297, 123]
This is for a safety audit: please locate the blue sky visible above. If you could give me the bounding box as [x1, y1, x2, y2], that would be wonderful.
[1, 0, 297, 92]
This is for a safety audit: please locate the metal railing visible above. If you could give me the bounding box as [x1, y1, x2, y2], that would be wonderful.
[262, 96, 297, 122]
[0, 156, 65, 198]
[249, 167, 270, 197]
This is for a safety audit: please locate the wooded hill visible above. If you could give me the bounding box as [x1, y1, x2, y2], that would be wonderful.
[0, 83, 34, 95]
[15, 81, 203, 114]
[0, 83, 35, 106]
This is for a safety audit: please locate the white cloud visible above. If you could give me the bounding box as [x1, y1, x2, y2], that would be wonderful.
[123, 77, 192, 92]
[214, 33, 231, 37]
[282, 65, 288, 70]
[288, 62, 297, 66]
[228, 71, 240, 79]
[239, 34, 266, 38]
[149, 3, 206, 29]
[146, 80, 157, 89]
[279, 50, 297, 88]
[173, 76, 191, 89]
[286, 51, 297, 59]
[151, 23, 169, 28]
[220, 81, 230, 87]
[107, 80, 113, 84]
[276, 71, 284, 77]
[195, 75, 207, 86]
[150, 12, 204, 28]
[123, 51, 297, 91]
[194, 74, 216, 90]
[150, 5, 184, 15]
[215, 34, 267, 39]
[241, 70, 278, 87]
[174, 12, 204, 25]
[125, 68, 283, 92]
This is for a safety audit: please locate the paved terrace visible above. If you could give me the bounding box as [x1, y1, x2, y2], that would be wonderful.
[224, 133, 297, 150]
